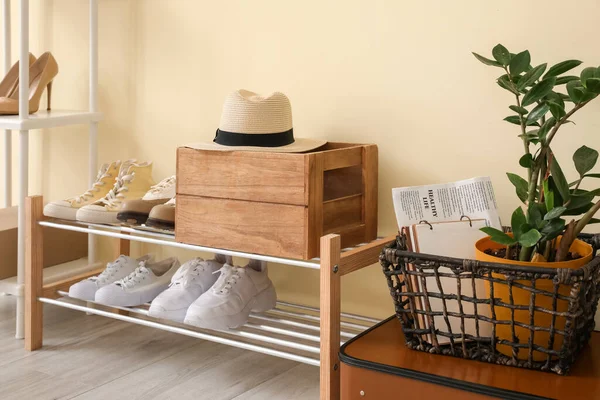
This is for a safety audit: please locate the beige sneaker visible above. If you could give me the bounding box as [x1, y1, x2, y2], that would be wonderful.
[43, 161, 127, 220]
[76, 161, 155, 225]
[116, 176, 176, 225]
[146, 197, 176, 230]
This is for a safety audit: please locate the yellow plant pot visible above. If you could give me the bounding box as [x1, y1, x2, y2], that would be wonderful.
[474, 235, 593, 361]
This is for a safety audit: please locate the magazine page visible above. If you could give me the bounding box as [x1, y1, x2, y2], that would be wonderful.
[392, 176, 502, 229]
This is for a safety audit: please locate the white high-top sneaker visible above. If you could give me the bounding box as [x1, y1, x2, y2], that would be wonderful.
[76, 161, 155, 224]
[43, 160, 131, 220]
[148, 255, 231, 322]
[95, 257, 180, 307]
[184, 260, 277, 330]
[68, 254, 153, 301]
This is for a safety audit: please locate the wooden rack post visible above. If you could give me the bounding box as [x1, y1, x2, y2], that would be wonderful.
[25, 196, 44, 350]
[320, 234, 342, 400]
[320, 233, 396, 400]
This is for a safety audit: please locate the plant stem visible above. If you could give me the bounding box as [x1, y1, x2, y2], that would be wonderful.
[505, 68, 532, 183]
[519, 244, 533, 261]
[574, 199, 600, 237]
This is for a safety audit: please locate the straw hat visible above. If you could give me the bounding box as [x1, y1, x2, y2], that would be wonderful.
[186, 89, 327, 153]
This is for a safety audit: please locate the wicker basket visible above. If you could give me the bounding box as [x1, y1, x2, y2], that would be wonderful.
[380, 232, 600, 375]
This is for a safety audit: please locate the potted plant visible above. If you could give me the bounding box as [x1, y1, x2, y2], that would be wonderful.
[472, 44, 600, 360]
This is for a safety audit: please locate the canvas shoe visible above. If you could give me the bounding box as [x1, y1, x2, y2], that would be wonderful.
[146, 196, 176, 230]
[95, 257, 180, 307]
[117, 175, 176, 225]
[43, 160, 128, 220]
[148, 255, 231, 322]
[68, 254, 153, 301]
[184, 260, 277, 330]
[76, 161, 155, 225]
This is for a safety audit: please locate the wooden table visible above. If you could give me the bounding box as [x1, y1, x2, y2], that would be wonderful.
[340, 316, 600, 400]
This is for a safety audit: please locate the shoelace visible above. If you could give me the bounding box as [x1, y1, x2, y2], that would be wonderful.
[211, 264, 243, 295]
[170, 259, 205, 288]
[116, 264, 150, 289]
[72, 168, 111, 204]
[89, 257, 125, 285]
[99, 172, 135, 208]
[147, 176, 176, 196]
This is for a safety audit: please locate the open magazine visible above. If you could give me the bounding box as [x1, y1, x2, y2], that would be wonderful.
[392, 176, 502, 230]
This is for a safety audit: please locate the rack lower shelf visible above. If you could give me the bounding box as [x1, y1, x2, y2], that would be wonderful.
[39, 291, 377, 367]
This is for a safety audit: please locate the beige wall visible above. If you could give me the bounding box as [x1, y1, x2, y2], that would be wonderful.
[3, 0, 600, 319]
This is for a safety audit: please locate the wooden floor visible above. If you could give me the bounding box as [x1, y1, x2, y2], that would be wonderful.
[0, 295, 319, 400]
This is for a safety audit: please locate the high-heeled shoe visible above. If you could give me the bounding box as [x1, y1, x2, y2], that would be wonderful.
[0, 51, 58, 115]
[0, 53, 36, 98]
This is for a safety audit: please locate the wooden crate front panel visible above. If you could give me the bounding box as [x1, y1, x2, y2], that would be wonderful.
[176, 194, 307, 259]
[177, 148, 307, 206]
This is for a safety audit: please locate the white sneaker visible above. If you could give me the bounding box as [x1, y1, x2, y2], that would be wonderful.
[148, 255, 229, 322]
[68, 254, 153, 301]
[184, 260, 277, 330]
[95, 257, 180, 307]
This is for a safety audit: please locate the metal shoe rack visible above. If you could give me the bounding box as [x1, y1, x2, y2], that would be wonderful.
[1, 0, 102, 339]
[25, 196, 394, 400]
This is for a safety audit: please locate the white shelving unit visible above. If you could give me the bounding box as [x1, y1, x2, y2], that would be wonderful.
[1, 0, 102, 338]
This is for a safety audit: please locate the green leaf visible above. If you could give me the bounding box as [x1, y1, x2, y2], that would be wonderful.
[509, 105, 529, 115]
[507, 172, 529, 203]
[519, 153, 534, 168]
[549, 155, 571, 202]
[544, 60, 583, 79]
[480, 227, 517, 245]
[511, 207, 527, 240]
[517, 64, 547, 90]
[547, 101, 566, 119]
[472, 52, 503, 67]
[504, 115, 522, 125]
[526, 103, 550, 123]
[543, 179, 554, 211]
[509, 50, 531, 76]
[518, 228, 542, 247]
[540, 218, 566, 241]
[573, 145, 599, 176]
[587, 218, 600, 224]
[567, 80, 585, 103]
[522, 78, 556, 106]
[527, 203, 543, 229]
[544, 206, 567, 220]
[492, 44, 511, 66]
[583, 173, 600, 179]
[585, 78, 600, 93]
[497, 75, 520, 95]
[548, 176, 564, 207]
[566, 191, 594, 210]
[563, 202, 594, 216]
[581, 67, 597, 86]
[555, 75, 580, 85]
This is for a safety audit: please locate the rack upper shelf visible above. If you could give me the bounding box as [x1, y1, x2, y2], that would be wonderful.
[0, 110, 103, 130]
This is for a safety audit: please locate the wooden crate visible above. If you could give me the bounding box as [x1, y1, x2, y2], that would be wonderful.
[175, 142, 378, 259]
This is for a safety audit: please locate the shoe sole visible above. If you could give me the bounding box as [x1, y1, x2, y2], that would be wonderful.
[116, 211, 150, 226]
[147, 307, 187, 323]
[184, 285, 277, 330]
[43, 203, 78, 220]
[146, 218, 175, 230]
